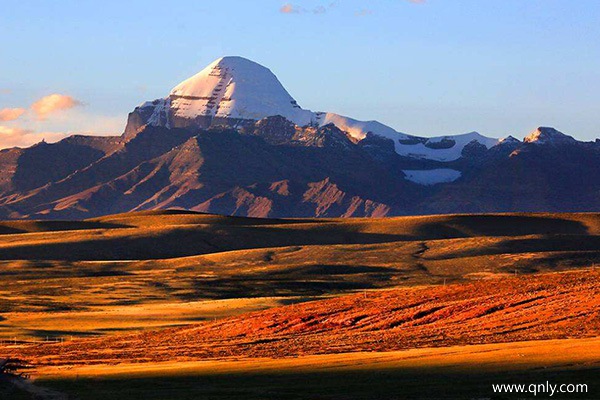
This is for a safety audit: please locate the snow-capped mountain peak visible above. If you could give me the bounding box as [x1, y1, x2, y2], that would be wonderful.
[169, 56, 315, 126]
[126, 56, 499, 162]
[498, 135, 521, 144]
[524, 127, 576, 144]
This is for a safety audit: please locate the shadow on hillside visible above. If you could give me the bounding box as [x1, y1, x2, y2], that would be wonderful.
[0, 226, 25, 235]
[0, 226, 410, 261]
[38, 366, 600, 400]
[177, 277, 377, 300]
[429, 236, 600, 260]
[415, 215, 589, 239]
[0, 220, 131, 235]
[0, 214, 593, 261]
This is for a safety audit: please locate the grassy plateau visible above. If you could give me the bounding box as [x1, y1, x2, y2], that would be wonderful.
[1, 210, 600, 399]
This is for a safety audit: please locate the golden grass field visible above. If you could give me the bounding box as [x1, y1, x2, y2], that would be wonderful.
[1, 211, 600, 399]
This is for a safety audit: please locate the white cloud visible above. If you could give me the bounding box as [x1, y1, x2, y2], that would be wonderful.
[0, 108, 26, 122]
[31, 94, 83, 120]
[280, 3, 298, 13]
[280, 2, 336, 14]
[0, 93, 123, 149]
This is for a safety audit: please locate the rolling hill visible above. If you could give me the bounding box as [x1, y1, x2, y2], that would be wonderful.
[1, 211, 600, 399]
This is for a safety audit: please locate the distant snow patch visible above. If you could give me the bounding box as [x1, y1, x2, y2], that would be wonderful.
[402, 169, 462, 186]
[395, 132, 499, 162]
[317, 113, 409, 142]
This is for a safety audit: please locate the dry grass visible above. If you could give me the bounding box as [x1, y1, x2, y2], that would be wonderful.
[30, 338, 600, 399]
[0, 297, 301, 340]
[2, 211, 600, 341]
[2, 211, 600, 398]
[7, 268, 600, 368]
[35, 337, 600, 379]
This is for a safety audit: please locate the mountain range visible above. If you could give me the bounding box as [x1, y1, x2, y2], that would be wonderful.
[1, 56, 599, 219]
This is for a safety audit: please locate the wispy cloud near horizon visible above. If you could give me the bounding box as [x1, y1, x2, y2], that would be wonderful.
[0, 108, 26, 122]
[0, 125, 68, 149]
[280, 2, 337, 15]
[31, 94, 83, 120]
[279, 4, 297, 14]
[281, 1, 421, 17]
[0, 93, 123, 149]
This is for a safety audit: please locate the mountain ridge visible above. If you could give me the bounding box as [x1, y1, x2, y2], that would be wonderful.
[1, 56, 599, 219]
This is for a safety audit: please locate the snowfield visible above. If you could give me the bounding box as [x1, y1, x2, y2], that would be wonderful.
[396, 132, 499, 162]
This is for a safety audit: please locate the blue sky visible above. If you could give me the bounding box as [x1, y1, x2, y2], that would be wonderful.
[1, 0, 599, 148]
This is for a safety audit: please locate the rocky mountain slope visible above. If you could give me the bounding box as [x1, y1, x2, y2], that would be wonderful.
[0, 57, 599, 219]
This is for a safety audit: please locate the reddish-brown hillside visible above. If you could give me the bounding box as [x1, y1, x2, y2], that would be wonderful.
[11, 269, 600, 367]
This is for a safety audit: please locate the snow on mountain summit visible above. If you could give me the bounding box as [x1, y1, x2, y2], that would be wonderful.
[127, 56, 500, 162]
[499, 135, 521, 144]
[524, 127, 576, 144]
[169, 56, 315, 126]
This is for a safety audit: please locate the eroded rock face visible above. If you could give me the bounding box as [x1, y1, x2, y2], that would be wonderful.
[2, 116, 600, 219]
[193, 177, 392, 218]
[247, 115, 296, 145]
